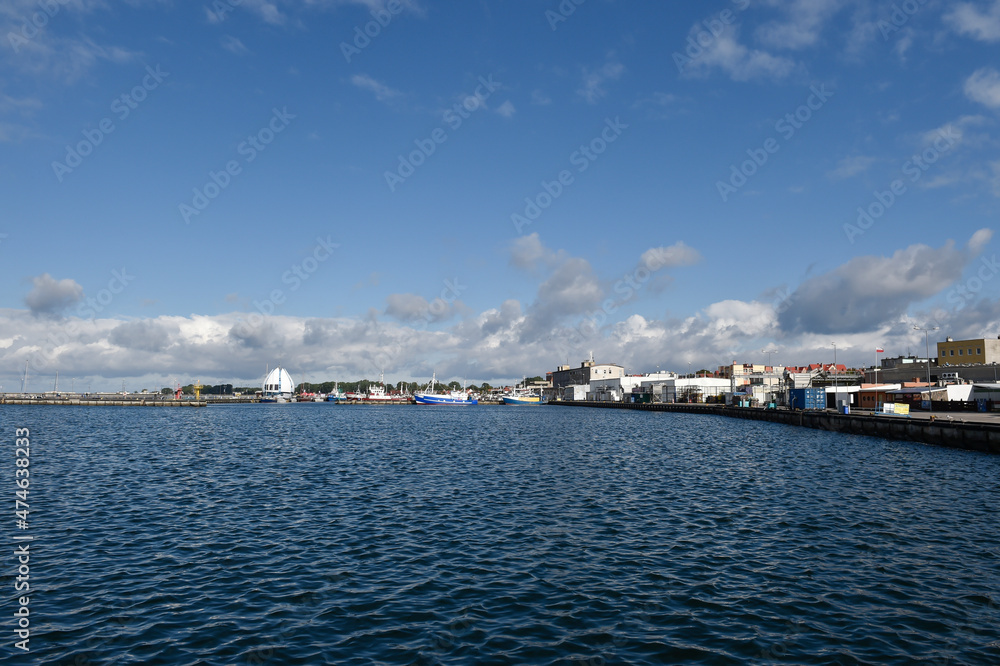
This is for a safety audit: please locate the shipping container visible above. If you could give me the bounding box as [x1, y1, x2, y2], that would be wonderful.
[789, 387, 825, 410]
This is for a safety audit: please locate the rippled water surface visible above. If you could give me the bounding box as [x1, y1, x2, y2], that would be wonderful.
[5, 404, 1000, 664]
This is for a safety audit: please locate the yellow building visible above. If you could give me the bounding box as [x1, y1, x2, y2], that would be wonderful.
[936, 337, 1000, 365]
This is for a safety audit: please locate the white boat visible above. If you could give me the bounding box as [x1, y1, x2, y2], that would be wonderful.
[364, 371, 395, 402]
[261, 366, 294, 403]
[413, 373, 477, 405]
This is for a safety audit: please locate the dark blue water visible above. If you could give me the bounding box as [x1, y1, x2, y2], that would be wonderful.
[4, 404, 1000, 664]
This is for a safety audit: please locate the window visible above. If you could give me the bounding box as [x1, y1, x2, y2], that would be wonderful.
[969, 348, 974, 355]
[978, 348, 982, 355]
[959, 349, 963, 356]
[950, 350, 954, 356]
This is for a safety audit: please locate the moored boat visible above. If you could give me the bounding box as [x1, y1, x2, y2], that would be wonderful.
[326, 383, 347, 402]
[364, 372, 396, 402]
[501, 394, 542, 405]
[413, 373, 477, 405]
[501, 380, 544, 405]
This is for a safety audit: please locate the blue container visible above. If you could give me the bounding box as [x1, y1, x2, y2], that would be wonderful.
[790, 388, 825, 410]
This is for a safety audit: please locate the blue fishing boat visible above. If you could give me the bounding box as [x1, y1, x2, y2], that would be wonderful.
[413, 373, 477, 405]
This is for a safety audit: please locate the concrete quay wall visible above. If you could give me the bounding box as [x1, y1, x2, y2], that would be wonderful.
[550, 401, 1000, 454]
[1, 397, 207, 407]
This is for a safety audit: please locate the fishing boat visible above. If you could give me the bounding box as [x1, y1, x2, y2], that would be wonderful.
[326, 383, 347, 403]
[364, 372, 396, 403]
[501, 380, 544, 405]
[261, 366, 294, 403]
[413, 373, 477, 405]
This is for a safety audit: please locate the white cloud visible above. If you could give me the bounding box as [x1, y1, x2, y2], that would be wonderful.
[350, 74, 402, 102]
[965, 68, 1000, 109]
[683, 25, 797, 82]
[538, 259, 602, 312]
[24, 274, 84, 316]
[827, 155, 877, 180]
[242, 0, 286, 25]
[578, 58, 625, 104]
[221, 35, 250, 55]
[531, 90, 552, 106]
[509, 233, 565, 272]
[5, 244, 1000, 390]
[945, 1, 1000, 42]
[640, 242, 702, 270]
[755, 0, 845, 50]
[779, 231, 991, 334]
[496, 100, 516, 118]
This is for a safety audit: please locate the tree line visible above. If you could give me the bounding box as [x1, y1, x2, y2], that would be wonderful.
[166, 377, 545, 395]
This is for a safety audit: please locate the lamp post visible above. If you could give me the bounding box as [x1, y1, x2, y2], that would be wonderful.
[763, 348, 778, 404]
[762, 348, 777, 368]
[913, 325, 939, 413]
[832, 342, 838, 410]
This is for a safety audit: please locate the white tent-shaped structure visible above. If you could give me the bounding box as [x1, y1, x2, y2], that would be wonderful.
[262, 366, 294, 403]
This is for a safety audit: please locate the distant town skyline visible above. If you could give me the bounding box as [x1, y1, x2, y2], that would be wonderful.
[2, 1, 1000, 391]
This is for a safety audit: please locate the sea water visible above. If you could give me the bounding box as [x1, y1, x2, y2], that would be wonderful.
[4, 404, 999, 664]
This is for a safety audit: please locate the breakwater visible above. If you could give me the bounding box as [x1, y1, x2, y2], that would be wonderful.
[1, 396, 206, 407]
[551, 401, 1000, 454]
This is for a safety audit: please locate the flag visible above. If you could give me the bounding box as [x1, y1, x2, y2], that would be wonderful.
[876, 347, 884, 353]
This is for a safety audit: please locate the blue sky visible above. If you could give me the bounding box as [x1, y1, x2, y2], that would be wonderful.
[2, 0, 1000, 391]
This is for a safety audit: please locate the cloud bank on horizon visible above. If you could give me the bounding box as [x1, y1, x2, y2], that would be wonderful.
[2, 0, 1000, 389]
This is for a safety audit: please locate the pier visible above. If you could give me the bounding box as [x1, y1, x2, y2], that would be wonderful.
[551, 401, 1000, 454]
[1, 395, 207, 407]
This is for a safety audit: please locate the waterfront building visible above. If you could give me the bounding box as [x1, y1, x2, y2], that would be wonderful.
[660, 377, 732, 404]
[562, 384, 590, 401]
[262, 366, 294, 403]
[588, 375, 647, 401]
[937, 336, 1000, 365]
[548, 358, 625, 390]
[857, 384, 902, 410]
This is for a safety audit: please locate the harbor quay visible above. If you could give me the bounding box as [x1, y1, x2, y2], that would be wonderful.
[0, 393, 207, 407]
[552, 400, 1000, 454]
